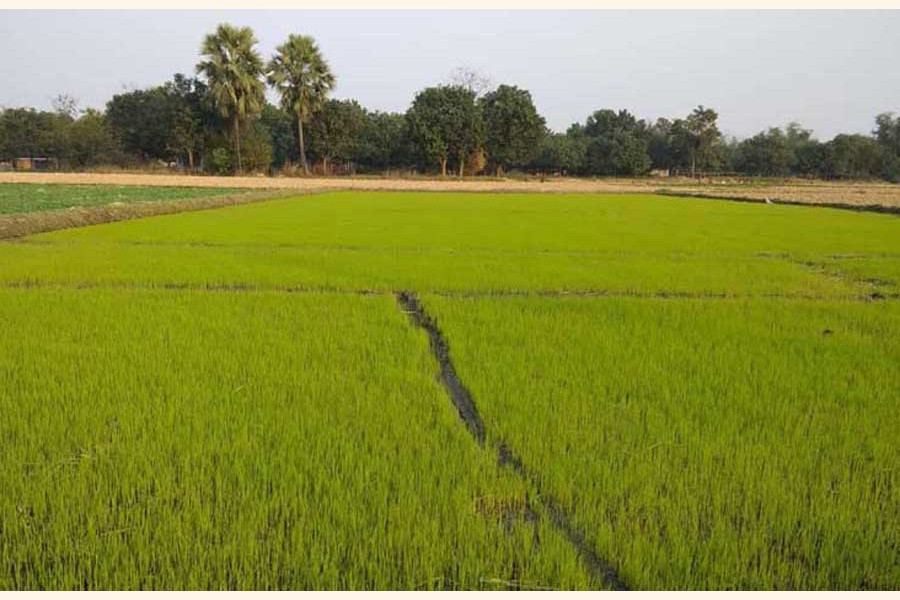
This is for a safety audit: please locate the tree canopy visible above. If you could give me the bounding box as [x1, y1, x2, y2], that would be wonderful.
[406, 85, 483, 176]
[267, 34, 335, 174]
[196, 23, 266, 174]
[480, 84, 545, 175]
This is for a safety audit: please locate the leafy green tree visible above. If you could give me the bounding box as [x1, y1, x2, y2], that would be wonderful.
[783, 123, 823, 177]
[163, 74, 212, 171]
[610, 134, 651, 176]
[823, 134, 886, 179]
[529, 127, 588, 175]
[734, 128, 792, 176]
[673, 105, 722, 178]
[66, 109, 122, 168]
[196, 23, 266, 174]
[647, 118, 675, 173]
[479, 85, 545, 175]
[267, 34, 335, 175]
[259, 104, 297, 171]
[308, 99, 366, 174]
[356, 111, 409, 172]
[874, 113, 900, 181]
[874, 113, 900, 157]
[581, 109, 651, 176]
[0, 108, 70, 160]
[406, 85, 484, 176]
[106, 87, 173, 161]
[240, 121, 274, 173]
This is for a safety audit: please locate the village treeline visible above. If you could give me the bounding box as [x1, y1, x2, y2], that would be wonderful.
[1, 23, 899, 181]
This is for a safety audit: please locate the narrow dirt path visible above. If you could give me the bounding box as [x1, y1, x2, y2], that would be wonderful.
[396, 291, 628, 591]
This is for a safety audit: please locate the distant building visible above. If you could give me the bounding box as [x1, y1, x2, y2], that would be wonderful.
[11, 157, 58, 171]
[649, 168, 670, 178]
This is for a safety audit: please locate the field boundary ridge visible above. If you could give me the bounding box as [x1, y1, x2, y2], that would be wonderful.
[0, 189, 299, 239]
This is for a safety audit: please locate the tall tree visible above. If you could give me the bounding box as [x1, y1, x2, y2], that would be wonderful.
[874, 113, 900, 157]
[823, 134, 886, 179]
[581, 109, 651, 176]
[529, 131, 587, 175]
[267, 34, 335, 175]
[357, 111, 409, 172]
[67, 109, 121, 168]
[308, 99, 365, 174]
[647, 118, 674, 173]
[196, 23, 265, 175]
[406, 85, 483, 176]
[734, 128, 792, 176]
[106, 87, 173, 162]
[874, 113, 900, 180]
[681, 105, 722, 178]
[259, 104, 298, 171]
[480, 84, 546, 176]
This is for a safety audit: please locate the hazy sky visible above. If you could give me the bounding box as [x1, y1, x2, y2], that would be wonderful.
[1, 10, 898, 139]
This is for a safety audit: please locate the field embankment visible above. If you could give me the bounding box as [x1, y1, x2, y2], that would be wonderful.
[0, 187, 297, 239]
[3, 171, 899, 210]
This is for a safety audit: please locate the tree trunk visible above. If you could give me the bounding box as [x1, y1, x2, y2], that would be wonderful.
[298, 114, 309, 175]
[459, 152, 465, 177]
[496, 165, 502, 177]
[691, 153, 696, 180]
[323, 157, 329, 176]
[440, 158, 447, 177]
[233, 115, 242, 175]
[187, 149, 194, 173]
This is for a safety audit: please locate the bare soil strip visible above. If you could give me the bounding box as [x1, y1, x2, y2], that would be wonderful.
[396, 291, 628, 591]
[0, 190, 297, 239]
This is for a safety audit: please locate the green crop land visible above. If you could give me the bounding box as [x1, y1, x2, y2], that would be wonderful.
[0, 183, 238, 215]
[1, 186, 898, 589]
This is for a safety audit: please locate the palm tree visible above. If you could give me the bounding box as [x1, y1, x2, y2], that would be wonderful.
[267, 35, 335, 175]
[196, 23, 265, 175]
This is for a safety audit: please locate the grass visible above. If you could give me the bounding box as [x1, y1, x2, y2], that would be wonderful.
[1, 185, 898, 589]
[0, 183, 238, 215]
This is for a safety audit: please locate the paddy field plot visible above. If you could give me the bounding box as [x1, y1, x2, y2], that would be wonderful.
[0, 188, 898, 589]
[0, 183, 238, 215]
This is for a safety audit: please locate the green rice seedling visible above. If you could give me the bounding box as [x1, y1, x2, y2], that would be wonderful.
[423, 295, 900, 589]
[0, 289, 593, 590]
[5, 191, 897, 297]
[2, 190, 898, 590]
[32, 192, 900, 257]
[0, 240, 859, 298]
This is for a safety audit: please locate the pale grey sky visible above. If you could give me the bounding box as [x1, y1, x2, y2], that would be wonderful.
[1, 10, 898, 139]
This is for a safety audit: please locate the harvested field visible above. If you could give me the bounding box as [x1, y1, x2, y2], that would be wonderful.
[2, 189, 898, 589]
[2, 171, 900, 210]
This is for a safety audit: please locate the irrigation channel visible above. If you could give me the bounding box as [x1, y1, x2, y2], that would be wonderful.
[396, 291, 629, 591]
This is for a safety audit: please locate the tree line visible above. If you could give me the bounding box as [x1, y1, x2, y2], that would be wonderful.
[1, 22, 899, 182]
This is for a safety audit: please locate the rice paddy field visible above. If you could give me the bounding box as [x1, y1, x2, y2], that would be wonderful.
[1, 187, 898, 589]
